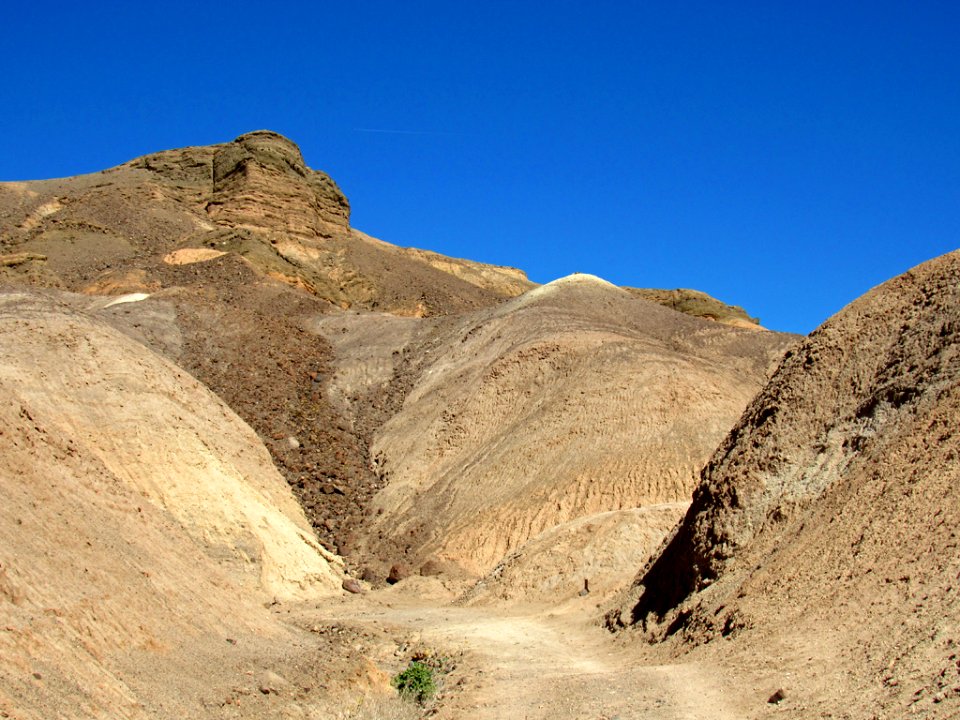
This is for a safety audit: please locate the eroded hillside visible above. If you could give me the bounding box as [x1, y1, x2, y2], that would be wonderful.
[0, 132, 540, 560]
[315, 274, 793, 585]
[608, 250, 960, 718]
[0, 130, 533, 315]
[0, 291, 349, 718]
[0, 131, 806, 719]
[0, 131, 780, 569]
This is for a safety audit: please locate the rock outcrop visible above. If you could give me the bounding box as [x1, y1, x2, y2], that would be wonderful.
[128, 129, 352, 240]
[625, 287, 761, 328]
[0, 130, 533, 314]
[207, 130, 350, 239]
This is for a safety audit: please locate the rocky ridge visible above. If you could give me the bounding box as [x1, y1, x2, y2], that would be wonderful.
[0, 130, 761, 326]
[0, 130, 534, 315]
[608, 250, 960, 717]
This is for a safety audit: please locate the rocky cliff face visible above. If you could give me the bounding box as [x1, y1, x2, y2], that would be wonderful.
[126, 130, 351, 240]
[207, 130, 350, 239]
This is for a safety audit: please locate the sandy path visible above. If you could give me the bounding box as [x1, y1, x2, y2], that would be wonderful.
[315, 597, 744, 720]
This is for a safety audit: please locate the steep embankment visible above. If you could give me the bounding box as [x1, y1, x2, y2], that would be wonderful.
[316, 274, 795, 585]
[609, 250, 960, 718]
[0, 290, 343, 718]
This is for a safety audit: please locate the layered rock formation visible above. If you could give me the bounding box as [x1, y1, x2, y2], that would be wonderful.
[0, 130, 533, 315]
[206, 130, 351, 238]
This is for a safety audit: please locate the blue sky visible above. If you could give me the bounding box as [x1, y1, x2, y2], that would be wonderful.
[2, 2, 958, 333]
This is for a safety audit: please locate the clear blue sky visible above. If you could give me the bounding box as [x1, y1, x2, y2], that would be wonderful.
[2, 2, 958, 333]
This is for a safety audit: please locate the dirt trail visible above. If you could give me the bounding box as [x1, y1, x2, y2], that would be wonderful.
[315, 594, 746, 720]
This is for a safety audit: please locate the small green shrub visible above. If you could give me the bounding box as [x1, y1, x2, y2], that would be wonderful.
[391, 661, 436, 704]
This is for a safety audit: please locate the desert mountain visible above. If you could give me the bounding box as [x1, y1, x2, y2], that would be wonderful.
[608, 250, 960, 717]
[0, 129, 760, 328]
[0, 130, 532, 316]
[0, 130, 528, 560]
[0, 131, 802, 718]
[0, 131, 776, 567]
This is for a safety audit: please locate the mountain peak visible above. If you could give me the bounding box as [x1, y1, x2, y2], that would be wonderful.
[216, 130, 311, 181]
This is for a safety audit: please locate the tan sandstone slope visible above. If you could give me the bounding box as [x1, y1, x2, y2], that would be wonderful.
[0, 290, 344, 719]
[315, 273, 794, 585]
[608, 250, 960, 718]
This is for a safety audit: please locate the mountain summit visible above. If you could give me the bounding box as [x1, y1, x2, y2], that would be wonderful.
[0, 130, 534, 316]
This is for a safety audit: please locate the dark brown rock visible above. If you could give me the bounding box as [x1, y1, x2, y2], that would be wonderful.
[386, 562, 412, 585]
[341, 577, 364, 594]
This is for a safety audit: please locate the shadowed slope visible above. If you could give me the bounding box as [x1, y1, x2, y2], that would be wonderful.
[461, 503, 688, 606]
